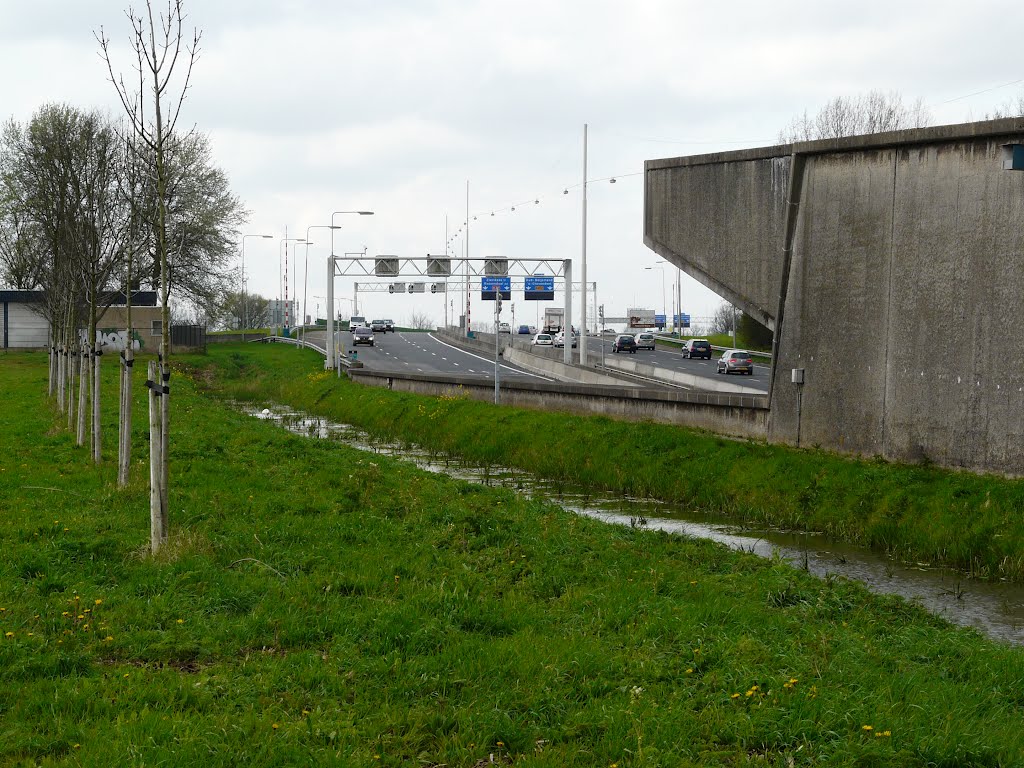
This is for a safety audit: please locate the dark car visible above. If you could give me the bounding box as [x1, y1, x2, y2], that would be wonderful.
[612, 334, 637, 353]
[352, 326, 375, 346]
[518, 324, 531, 334]
[370, 319, 387, 333]
[682, 339, 712, 359]
[384, 319, 395, 332]
[717, 349, 753, 375]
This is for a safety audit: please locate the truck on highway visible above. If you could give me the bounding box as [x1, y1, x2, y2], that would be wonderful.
[542, 307, 564, 334]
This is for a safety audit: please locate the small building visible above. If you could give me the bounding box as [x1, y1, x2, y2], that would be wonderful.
[1, 290, 161, 351]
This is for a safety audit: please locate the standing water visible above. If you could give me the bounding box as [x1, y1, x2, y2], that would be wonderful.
[245, 404, 1024, 645]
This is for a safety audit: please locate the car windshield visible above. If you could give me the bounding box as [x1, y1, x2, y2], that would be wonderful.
[732, 352, 751, 359]
[693, 341, 709, 347]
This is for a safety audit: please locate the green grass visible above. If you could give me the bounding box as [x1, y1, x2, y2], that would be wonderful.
[2, 348, 1024, 766]
[189, 344, 1024, 583]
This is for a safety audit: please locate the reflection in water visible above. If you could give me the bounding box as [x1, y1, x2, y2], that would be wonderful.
[246, 404, 1024, 645]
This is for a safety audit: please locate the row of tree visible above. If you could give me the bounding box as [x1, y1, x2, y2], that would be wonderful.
[0, 1, 246, 552]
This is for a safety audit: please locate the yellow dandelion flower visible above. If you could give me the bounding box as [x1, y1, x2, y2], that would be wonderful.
[176, 619, 184, 624]
[4, 632, 13, 637]
[105, 636, 113, 642]
[27, 632, 33, 637]
[272, 723, 279, 730]
[77, 615, 84, 620]
[64, 528, 69, 532]
[62, 611, 69, 617]
[745, 690, 754, 697]
[302, 709, 310, 715]
[730, 693, 741, 699]
[124, 673, 129, 678]
[73, 744, 80, 749]
[94, 599, 102, 606]
[862, 725, 873, 731]
[497, 741, 504, 747]
[685, 668, 693, 674]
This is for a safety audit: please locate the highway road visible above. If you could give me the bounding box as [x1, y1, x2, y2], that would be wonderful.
[581, 335, 770, 392]
[307, 329, 555, 383]
[300, 328, 768, 392]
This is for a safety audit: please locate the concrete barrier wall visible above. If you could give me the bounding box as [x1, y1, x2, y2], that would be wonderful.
[600, 355, 763, 394]
[645, 148, 790, 329]
[645, 118, 1024, 474]
[349, 369, 768, 439]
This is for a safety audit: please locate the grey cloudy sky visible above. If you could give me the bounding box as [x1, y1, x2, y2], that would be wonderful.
[4, 0, 1023, 329]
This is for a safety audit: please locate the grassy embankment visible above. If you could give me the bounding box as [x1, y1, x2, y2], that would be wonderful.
[196, 344, 1024, 582]
[1, 347, 1024, 765]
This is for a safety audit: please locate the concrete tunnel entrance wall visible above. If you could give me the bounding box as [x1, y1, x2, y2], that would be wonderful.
[644, 118, 1024, 474]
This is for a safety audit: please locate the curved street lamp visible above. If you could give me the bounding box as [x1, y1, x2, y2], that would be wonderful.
[326, 210, 374, 370]
[303, 224, 341, 341]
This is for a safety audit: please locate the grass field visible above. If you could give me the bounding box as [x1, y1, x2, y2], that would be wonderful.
[2, 347, 1024, 766]
[192, 344, 1024, 583]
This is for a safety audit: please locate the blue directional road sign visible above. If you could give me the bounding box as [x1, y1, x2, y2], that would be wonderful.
[524, 275, 555, 301]
[481, 275, 511, 301]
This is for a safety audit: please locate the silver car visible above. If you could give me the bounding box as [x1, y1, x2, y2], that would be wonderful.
[634, 331, 656, 350]
[717, 349, 753, 375]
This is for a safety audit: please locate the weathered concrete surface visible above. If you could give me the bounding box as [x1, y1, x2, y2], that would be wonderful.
[348, 368, 769, 438]
[645, 147, 791, 330]
[645, 118, 1024, 474]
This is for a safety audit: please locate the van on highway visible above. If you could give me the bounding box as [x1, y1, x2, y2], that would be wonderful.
[348, 315, 367, 332]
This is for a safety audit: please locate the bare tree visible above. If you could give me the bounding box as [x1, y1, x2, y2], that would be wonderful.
[779, 90, 930, 143]
[98, 0, 202, 553]
[985, 91, 1024, 119]
[708, 301, 737, 336]
[408, 310, 434, 330]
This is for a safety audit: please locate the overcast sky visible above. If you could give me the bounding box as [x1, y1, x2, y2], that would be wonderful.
[4, 0, 1023, 330]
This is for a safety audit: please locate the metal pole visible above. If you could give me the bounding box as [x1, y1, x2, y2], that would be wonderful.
[580, 123, 588, 365]
[465, 181, 471, 338]
[494, 295, 500, 404]
[326, 255, 334, 369]
[563, 259, 572, 365]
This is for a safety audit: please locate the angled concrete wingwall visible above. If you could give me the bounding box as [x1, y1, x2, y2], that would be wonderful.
[645, 118, 1024, 474]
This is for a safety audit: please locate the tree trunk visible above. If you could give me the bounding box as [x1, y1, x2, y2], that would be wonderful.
[160, 355, 169, 535]
[67, 342, 77, 433]
[148, 360, 164, 551]
[118, 346, 133, 486]
[76, 346, 88, 446]
[48, 338, 55, 398]
[92, 343, 102, 464]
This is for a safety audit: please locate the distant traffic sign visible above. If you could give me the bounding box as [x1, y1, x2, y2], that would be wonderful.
[524, 275, 554, 301]
[481, 276, 511, 301]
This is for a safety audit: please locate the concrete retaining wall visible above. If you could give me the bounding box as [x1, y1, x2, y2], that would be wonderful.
[349, 368, 768, 438]
[645, 118, 1024, 474]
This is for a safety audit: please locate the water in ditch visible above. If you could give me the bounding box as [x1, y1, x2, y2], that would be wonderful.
[243, 403, 1024, 646]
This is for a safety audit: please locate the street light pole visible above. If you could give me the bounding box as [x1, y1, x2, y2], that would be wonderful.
[240, 234, 272, 342]
[645, 265, 666, 330]
[304, 224, 341, 342]
[326, 211, 374, 369]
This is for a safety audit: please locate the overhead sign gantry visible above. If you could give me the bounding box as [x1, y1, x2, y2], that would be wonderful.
[326, 254, 575, 370]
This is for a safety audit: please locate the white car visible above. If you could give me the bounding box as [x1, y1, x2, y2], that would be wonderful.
[498, 322, 511, 333]
[532, 333, 554, 346]
[553, 332, 577, 348]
